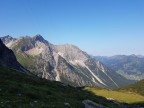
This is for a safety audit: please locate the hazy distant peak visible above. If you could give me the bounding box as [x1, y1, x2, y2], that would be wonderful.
[130, 54, 138, 57]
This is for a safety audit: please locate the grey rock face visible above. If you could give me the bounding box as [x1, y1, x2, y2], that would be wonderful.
[82, 100, 109, 108]
[53, 44, 89, 61]
[0, 35, 132, 89]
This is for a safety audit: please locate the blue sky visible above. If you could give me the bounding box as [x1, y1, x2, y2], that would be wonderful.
[0, 0, 144, 56]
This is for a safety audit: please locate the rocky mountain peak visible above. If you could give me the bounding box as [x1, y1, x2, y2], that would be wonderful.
[33, 34, 47, 43]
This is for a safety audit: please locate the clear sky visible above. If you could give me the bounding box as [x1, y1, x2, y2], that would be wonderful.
[0, 0, 144, 56]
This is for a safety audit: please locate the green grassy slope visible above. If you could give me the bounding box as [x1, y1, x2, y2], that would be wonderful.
[117, 79, 144, 96]
[1, 66, 144, 108]
[84, 87, 144, 104]
[0, 66, 124, 108]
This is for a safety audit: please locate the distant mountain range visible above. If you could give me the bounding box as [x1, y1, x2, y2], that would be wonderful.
[0, 35, 133, 89]
[95, 55, 144, 81]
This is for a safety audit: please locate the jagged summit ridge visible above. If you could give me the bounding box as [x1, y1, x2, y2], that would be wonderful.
[33, 34, 50, 44]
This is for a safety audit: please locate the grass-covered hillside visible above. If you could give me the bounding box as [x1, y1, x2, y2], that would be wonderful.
[0, 66, 124, 108]
[117, 79, 144, 96]
[0, 66, 144, 108]
[84, 87, 144, 104]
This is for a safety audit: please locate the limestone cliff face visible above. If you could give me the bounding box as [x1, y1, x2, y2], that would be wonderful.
[1, 35, 132, 89]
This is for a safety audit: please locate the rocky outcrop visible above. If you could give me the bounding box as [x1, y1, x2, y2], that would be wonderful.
[82, 100, 109, 108]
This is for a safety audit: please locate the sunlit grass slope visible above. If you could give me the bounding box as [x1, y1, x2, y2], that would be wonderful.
[117, 79, 144, 96]
[84, 87, 144, 104]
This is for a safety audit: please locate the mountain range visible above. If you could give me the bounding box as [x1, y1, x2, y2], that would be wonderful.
[0, 36, 144, 107]
[0, 35, 133, 89]
[95, 55, 144, 81]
